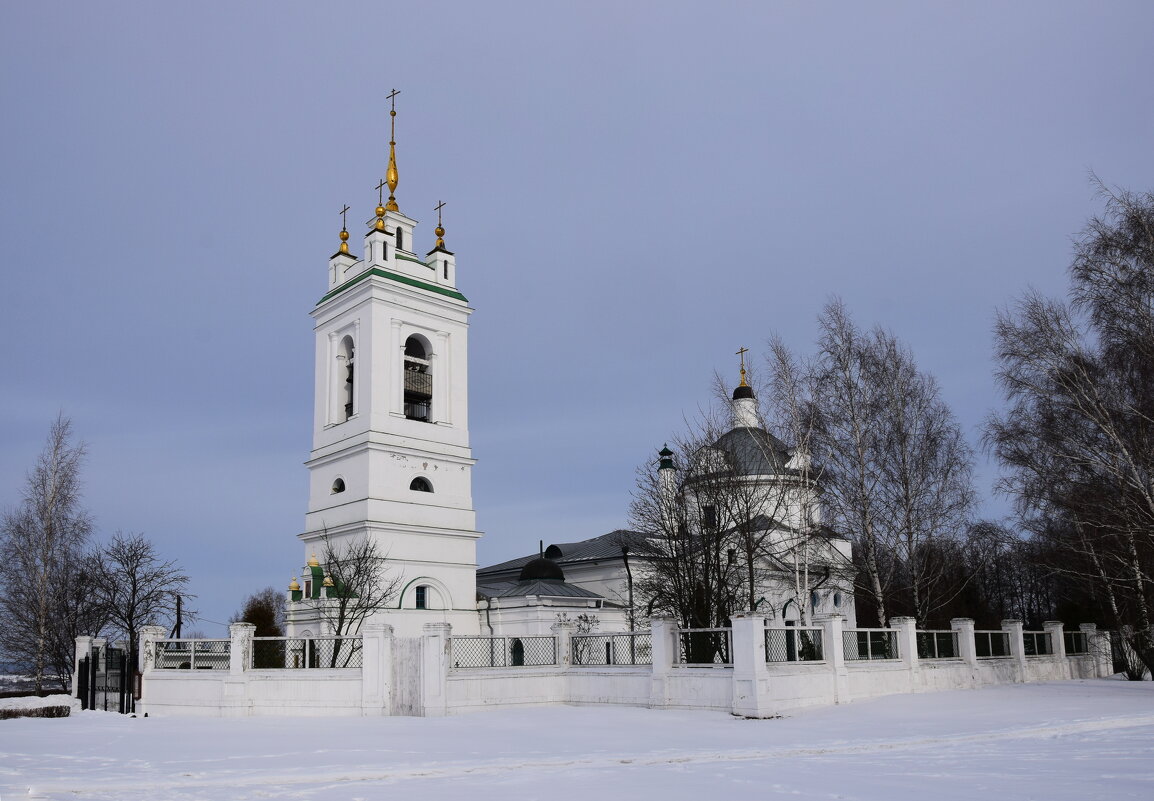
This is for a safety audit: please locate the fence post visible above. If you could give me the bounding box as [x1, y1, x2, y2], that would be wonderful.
[730, 611, 771, 718]
[1002, 619, 1026, 681]
[421, 622, 451, 717]
[1043, 619, 1065, 661]
[648, 615, 675, 708]
[821, 614, 850, 704]
[137, 627, 166, 675]
[361, 622, 393, 715]
[73, 636, 94, 697]
[229, 623, 255, 676]
[551, 619, 576, 666]
[951, 618, 977, 669]
[890, 617, 919, 689]
[1080, 623, 1110, 677]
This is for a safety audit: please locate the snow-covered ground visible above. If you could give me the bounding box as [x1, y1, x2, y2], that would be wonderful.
[1, 680, 1151, 800]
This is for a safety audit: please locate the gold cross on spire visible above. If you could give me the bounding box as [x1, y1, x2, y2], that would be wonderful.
[736, 346, 749, 387]
[434, 200, 446, 249]
[338, 204, 351, 254]
[373, 179, 387, 230]
[385, 89, 400, 211]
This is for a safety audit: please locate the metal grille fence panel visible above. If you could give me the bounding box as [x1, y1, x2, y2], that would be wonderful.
[974, 631, 1011, 658]
[677, 628, 732, 665]
[571, 633, 652, 666]
[450, 636, 557, 668]
[153, 639, 231, 670]
[842, 629, 899, 660]
[251, 637, 363, 669]
[916, 631, 960, 659]
[1023, 631, 1053, 657]
[1064, 632, 1089, 654]
[764, 627, 824, 662]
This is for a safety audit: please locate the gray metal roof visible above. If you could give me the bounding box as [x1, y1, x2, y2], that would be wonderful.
[477, 529, 646, 578]
[492, 579, 606, 599]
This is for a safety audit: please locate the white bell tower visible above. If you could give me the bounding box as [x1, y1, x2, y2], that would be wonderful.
[299, 99, 480, 636]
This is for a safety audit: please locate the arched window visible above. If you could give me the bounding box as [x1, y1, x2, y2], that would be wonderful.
[331, 478, 346, 494]
[410, 477, 433, 493]
[395, 226, 405, 251]
[403, 336, 432, 422]
[337, 335, 355, 422]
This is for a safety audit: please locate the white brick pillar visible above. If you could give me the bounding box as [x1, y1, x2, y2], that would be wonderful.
[731, 611, 771, 718]
[361, 622, 394, 715]
[228, 623, 255, 676]
[551, 619, 576, 666]
[649, 615, 676, 708]
[821, 614, 850, 704]
[421, 622, 451, 717]
[890, 616, 919, 689]
[1081, 623, 1111, 677]
[1002, 619, 1026, 681]
[1044, 620, 1066, 656]
[137, 628, 166, 675]
[951, 618, 978, 668]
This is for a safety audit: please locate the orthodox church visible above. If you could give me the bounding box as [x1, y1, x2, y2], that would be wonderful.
[284, 100, 854, 640]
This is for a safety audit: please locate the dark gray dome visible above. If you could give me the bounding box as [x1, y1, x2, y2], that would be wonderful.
[711, 426, 791, 477]
[518, 557, 565, 582]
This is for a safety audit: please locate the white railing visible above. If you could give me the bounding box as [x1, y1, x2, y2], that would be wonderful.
[152, 639, 231, 670]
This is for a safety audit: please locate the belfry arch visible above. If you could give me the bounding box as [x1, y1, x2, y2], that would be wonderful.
[403, 334, 432, 421]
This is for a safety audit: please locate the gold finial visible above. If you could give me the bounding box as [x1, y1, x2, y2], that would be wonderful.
[322, 573, 335, 588]
[736, 346, 750, 387]
[374, 179, 387, 231]
[289, 576, 301, 591]
[307, 552, 320, 568]
[338, 205, 350, 254]
[434, 200, 446, 249]
[385, 89, 401, 212]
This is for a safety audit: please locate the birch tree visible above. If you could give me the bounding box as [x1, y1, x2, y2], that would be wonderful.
[0, 415, 95, 693]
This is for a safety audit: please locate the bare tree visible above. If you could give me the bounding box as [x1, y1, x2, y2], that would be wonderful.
[800, 300, 976, 626]
[987, 185, 1154, 675]
[309, 535, 401, 641]
[0, 415, 95, 693]
[89, 531, 191, 672]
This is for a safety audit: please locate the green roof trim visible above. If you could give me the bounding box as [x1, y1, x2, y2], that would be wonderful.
[395, 253, 429, 267]
[317, 266, 468, 305]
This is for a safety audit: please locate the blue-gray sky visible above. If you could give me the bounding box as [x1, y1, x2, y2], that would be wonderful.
[2, 2, 1152, 633]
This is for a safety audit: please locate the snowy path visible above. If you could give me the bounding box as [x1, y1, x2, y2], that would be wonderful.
[1, 680, 1151, 800]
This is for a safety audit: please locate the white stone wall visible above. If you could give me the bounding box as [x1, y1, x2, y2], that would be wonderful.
[133, 617, 1115, 719]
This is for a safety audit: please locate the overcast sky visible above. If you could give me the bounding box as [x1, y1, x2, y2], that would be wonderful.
[2, 2, 1152, 633]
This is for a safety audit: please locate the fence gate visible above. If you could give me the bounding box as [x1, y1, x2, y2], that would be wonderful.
[76, 645, 134, 714]
[393, 638, 423, 716]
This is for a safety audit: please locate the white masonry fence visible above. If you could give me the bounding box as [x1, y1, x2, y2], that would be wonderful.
[118, 615, 1114, 719]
